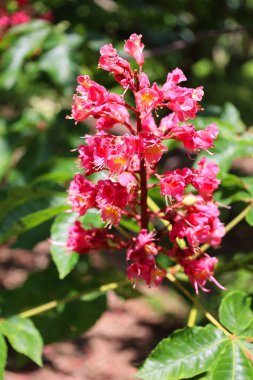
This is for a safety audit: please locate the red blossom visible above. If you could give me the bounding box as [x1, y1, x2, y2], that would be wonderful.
[160, 168, 193, 202]
[191, 157, 220, 201]
[169, 197, 225, 249]
[10, 11, 31, 25]
[140, 133, 167, 167]
[180, 255, 225, 294]
[65, 34, 224, 291]
[66, 221, 108, 254]
[171, 123, 219, 151]
[135, 83, 163, 119]
[124, 33, 144, 66]
[67, 174, 96, 216]
[96, 179, 129, 226]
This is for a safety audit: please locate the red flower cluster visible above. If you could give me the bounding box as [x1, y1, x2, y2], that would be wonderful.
[65, 34, 225, 292]
[0, 0, 52, 36]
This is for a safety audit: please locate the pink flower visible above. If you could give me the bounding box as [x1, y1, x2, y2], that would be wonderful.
[139, 72, 150, 89]
[126, 230, 165, 286]
[67, 174, 96, 215]
[171, 123, 218, 152]
[191, 158, 220, 201]
[69, 75, 128, 125]
[169, 198, 225, 248]
[159, 113, 179, 136]
[127, 261, 165, 286]
[164, 68, 187, 88]
[140, 133, 167, 166]
[96, 179, 129, 226]
[65, 34, 223, 290]
[10, 11, 31, 25]
[78, 134, 112, 174]
[98, 44, 134, 89]
[127, 229, 157, 261]
[66, 221, 108, 254]
[135, 83, 163, 119]
[124, 33, 144, 66]
[167, 89, 200, 121]
[70, 95, 90, 122]
[0, 13, 10, 29]
[160, 168, 192, 202]
[193, 123, 219, 150]
[180, 255, 224, 294]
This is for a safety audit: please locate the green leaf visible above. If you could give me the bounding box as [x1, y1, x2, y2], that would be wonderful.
[120, 216, 139, 233]
[0, 187, 65, 221]
[209, 341, 253, 380]
[0, 21, 51, 89]
[80, 208, 104, 228]
[245, 208, 253, 226]
[50, 212, 79, 279]
[0, 334, 7, 380]
[219, 291, 253, 335]
[0, 316, 43, 366]
[0, 137, 11, 181]
[0, 204, 68, 244]
[220, 102, 246, 133]
[138, 325, 227, 380]
[39, 34, 82, 86]
[238, 340, 253, 359]
[241, 320, 253, 338]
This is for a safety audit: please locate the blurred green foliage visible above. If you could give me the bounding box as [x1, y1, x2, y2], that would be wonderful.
[0, 0, 253, 375]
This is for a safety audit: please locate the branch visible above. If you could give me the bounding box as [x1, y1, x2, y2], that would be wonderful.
[166, 273, 231, 336]
[144, 26, 253, 58]
[0, 281, 126, 321]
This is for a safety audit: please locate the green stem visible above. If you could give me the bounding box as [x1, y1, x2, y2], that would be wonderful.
[224, 202, 253, 234]
[166, 273, 231, 336]
[187, 307, 198, 327]
[0, 281, 126, 321]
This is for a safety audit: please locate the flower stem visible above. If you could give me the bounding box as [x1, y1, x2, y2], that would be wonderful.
[187, 307, 198, 327]
[166, 273, 231, 336]
[135, 71, 148, 230]
[139, 158, 148, 229]
[0, 281, 126, 321]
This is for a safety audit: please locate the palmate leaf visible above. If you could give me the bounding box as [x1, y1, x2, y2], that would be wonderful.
[138, 325, 227, 380]
[0, 317, 43, 366]
[219, 291, 253, 335]
[139, 291, 253, 380]
[0, 334, 7, 380]
[209, 341, 253, 380]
